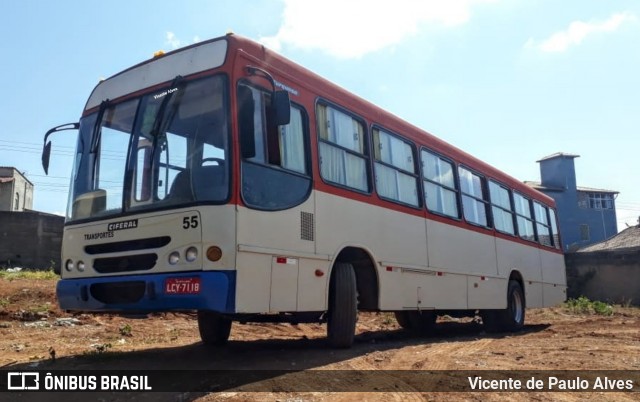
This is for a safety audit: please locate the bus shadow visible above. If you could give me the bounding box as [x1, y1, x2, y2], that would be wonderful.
[4, 321, 550, 401]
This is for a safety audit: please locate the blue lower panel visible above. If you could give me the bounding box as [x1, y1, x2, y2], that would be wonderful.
[57, 271, 236, 313]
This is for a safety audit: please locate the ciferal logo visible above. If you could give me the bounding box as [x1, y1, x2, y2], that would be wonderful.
[8, 372, 40, 390]
[107, 219, 139, 232]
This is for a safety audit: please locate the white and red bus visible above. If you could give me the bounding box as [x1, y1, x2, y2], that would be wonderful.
[43, 33, 566, 348]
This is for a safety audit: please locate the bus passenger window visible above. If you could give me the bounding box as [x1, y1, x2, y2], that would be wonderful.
[373, 128, 419, 207]
[534, 202, 553, 247]
[458, 167, 489, 227]
[317, 104, 368, 192]
[514, 192, 535, 241]
[422, 150, 459, 218]
[549, 208, 561, 249]
[489, 181, 515, 235]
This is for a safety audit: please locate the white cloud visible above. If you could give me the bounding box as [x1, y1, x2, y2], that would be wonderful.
[165, 32, 202, 50]
[526, 12, 637, 53]
[259, 0, 496, 59]
[166, 32, 181, 50]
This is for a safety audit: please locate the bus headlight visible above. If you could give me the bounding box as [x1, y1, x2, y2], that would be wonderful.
[77, 261, 85, 272]
[185, 247, 198, 262]
[168, 251, 180, 265]
[65, 259, 74, 272]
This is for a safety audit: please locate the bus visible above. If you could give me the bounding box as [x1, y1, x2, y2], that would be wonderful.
[42, 33, 566, 348]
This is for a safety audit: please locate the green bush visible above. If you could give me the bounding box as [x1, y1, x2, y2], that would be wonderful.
[591, 300, 614, 316]
[564, 296, 614, 316]
[0, 269, 58, 281]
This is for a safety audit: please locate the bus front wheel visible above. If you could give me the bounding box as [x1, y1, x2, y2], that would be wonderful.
[327, 262, 358, 348]
[483, 280, 525, 332]
[197, 310, 232, 345]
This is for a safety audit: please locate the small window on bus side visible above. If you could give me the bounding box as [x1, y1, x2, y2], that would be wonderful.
[373, 128, 419, 207]
[549, 208, 561, 249]
[238, 83, 307, 174]
[459, 167, 489, 227]
[317, 103, 369, 192]
[534, 201, 553, 247]
[489, 181, 515, 235]
[280, 107, 306, 174]
[421, 150, 459, 218]
[514, 192, 535, 241]
[238, 82, 311, 210]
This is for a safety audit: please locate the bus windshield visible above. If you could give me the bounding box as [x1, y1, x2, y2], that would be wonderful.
[67, 74, 230, 222]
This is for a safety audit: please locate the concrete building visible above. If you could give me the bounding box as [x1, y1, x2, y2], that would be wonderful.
[0, 210, 64, 269]
[565, 225, 640, 305]
[0, 167, 34, 211]
[525, 153, 618, 252]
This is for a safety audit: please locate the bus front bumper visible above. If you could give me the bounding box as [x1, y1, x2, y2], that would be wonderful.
[56, 271, 236, 313]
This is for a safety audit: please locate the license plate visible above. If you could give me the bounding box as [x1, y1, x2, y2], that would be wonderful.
[165, 277, 201, 294]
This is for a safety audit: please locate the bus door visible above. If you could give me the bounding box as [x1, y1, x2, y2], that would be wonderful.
[235, 80, 316, 313]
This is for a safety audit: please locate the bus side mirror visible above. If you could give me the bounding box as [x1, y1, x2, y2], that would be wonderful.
[42, 141, 52, 175]
[42, 122, 79, 175]
[272, 90, 290, 126]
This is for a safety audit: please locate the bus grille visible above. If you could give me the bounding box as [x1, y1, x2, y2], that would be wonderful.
[93, 254, 158, 273]
[85, 236, 171, 254]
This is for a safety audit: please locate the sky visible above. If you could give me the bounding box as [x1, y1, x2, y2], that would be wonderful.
[1, 0, 639, 231]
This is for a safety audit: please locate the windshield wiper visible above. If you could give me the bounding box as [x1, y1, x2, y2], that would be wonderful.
[150, 75, 183, 138]
[150, 75, 184, 160]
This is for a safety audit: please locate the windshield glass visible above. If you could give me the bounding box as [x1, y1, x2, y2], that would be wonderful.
[67, 74, 230, 221]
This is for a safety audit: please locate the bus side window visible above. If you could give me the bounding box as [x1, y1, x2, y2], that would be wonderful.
[238, 85, 256, 159]
[459, 166, 490, 227]
[317, 103, 369, 192]
[534, 202, 553, 247]
[549, 208, 561, 249]
[422, 150, 459, 218]
[238, 82, 311, 210]
[514, 192, 535, 242]
[373, 128, 419, 207]
[489, 180, 515, 235]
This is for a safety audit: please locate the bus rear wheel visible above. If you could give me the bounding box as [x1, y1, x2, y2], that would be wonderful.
[327, 262, 358, 348]
[408, 310, 437, 334]
[394, 311, 412, 329]
[483, 280, 525, 332]
[197, 310, 232, 345]
[395, 310, 436, 335]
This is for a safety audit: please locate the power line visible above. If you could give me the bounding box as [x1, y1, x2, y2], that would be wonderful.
[0, 138, 75, 150]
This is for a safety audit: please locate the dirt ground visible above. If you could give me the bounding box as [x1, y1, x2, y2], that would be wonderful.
[1, 277, 638, 402]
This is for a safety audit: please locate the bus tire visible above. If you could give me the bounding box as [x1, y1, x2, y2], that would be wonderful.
[407, 310, 436, 335]
[483, 280, 525, 332]
[394, 311, 413, 330]
[327, 262, 358, 348]
[197, 310, 232, 346]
